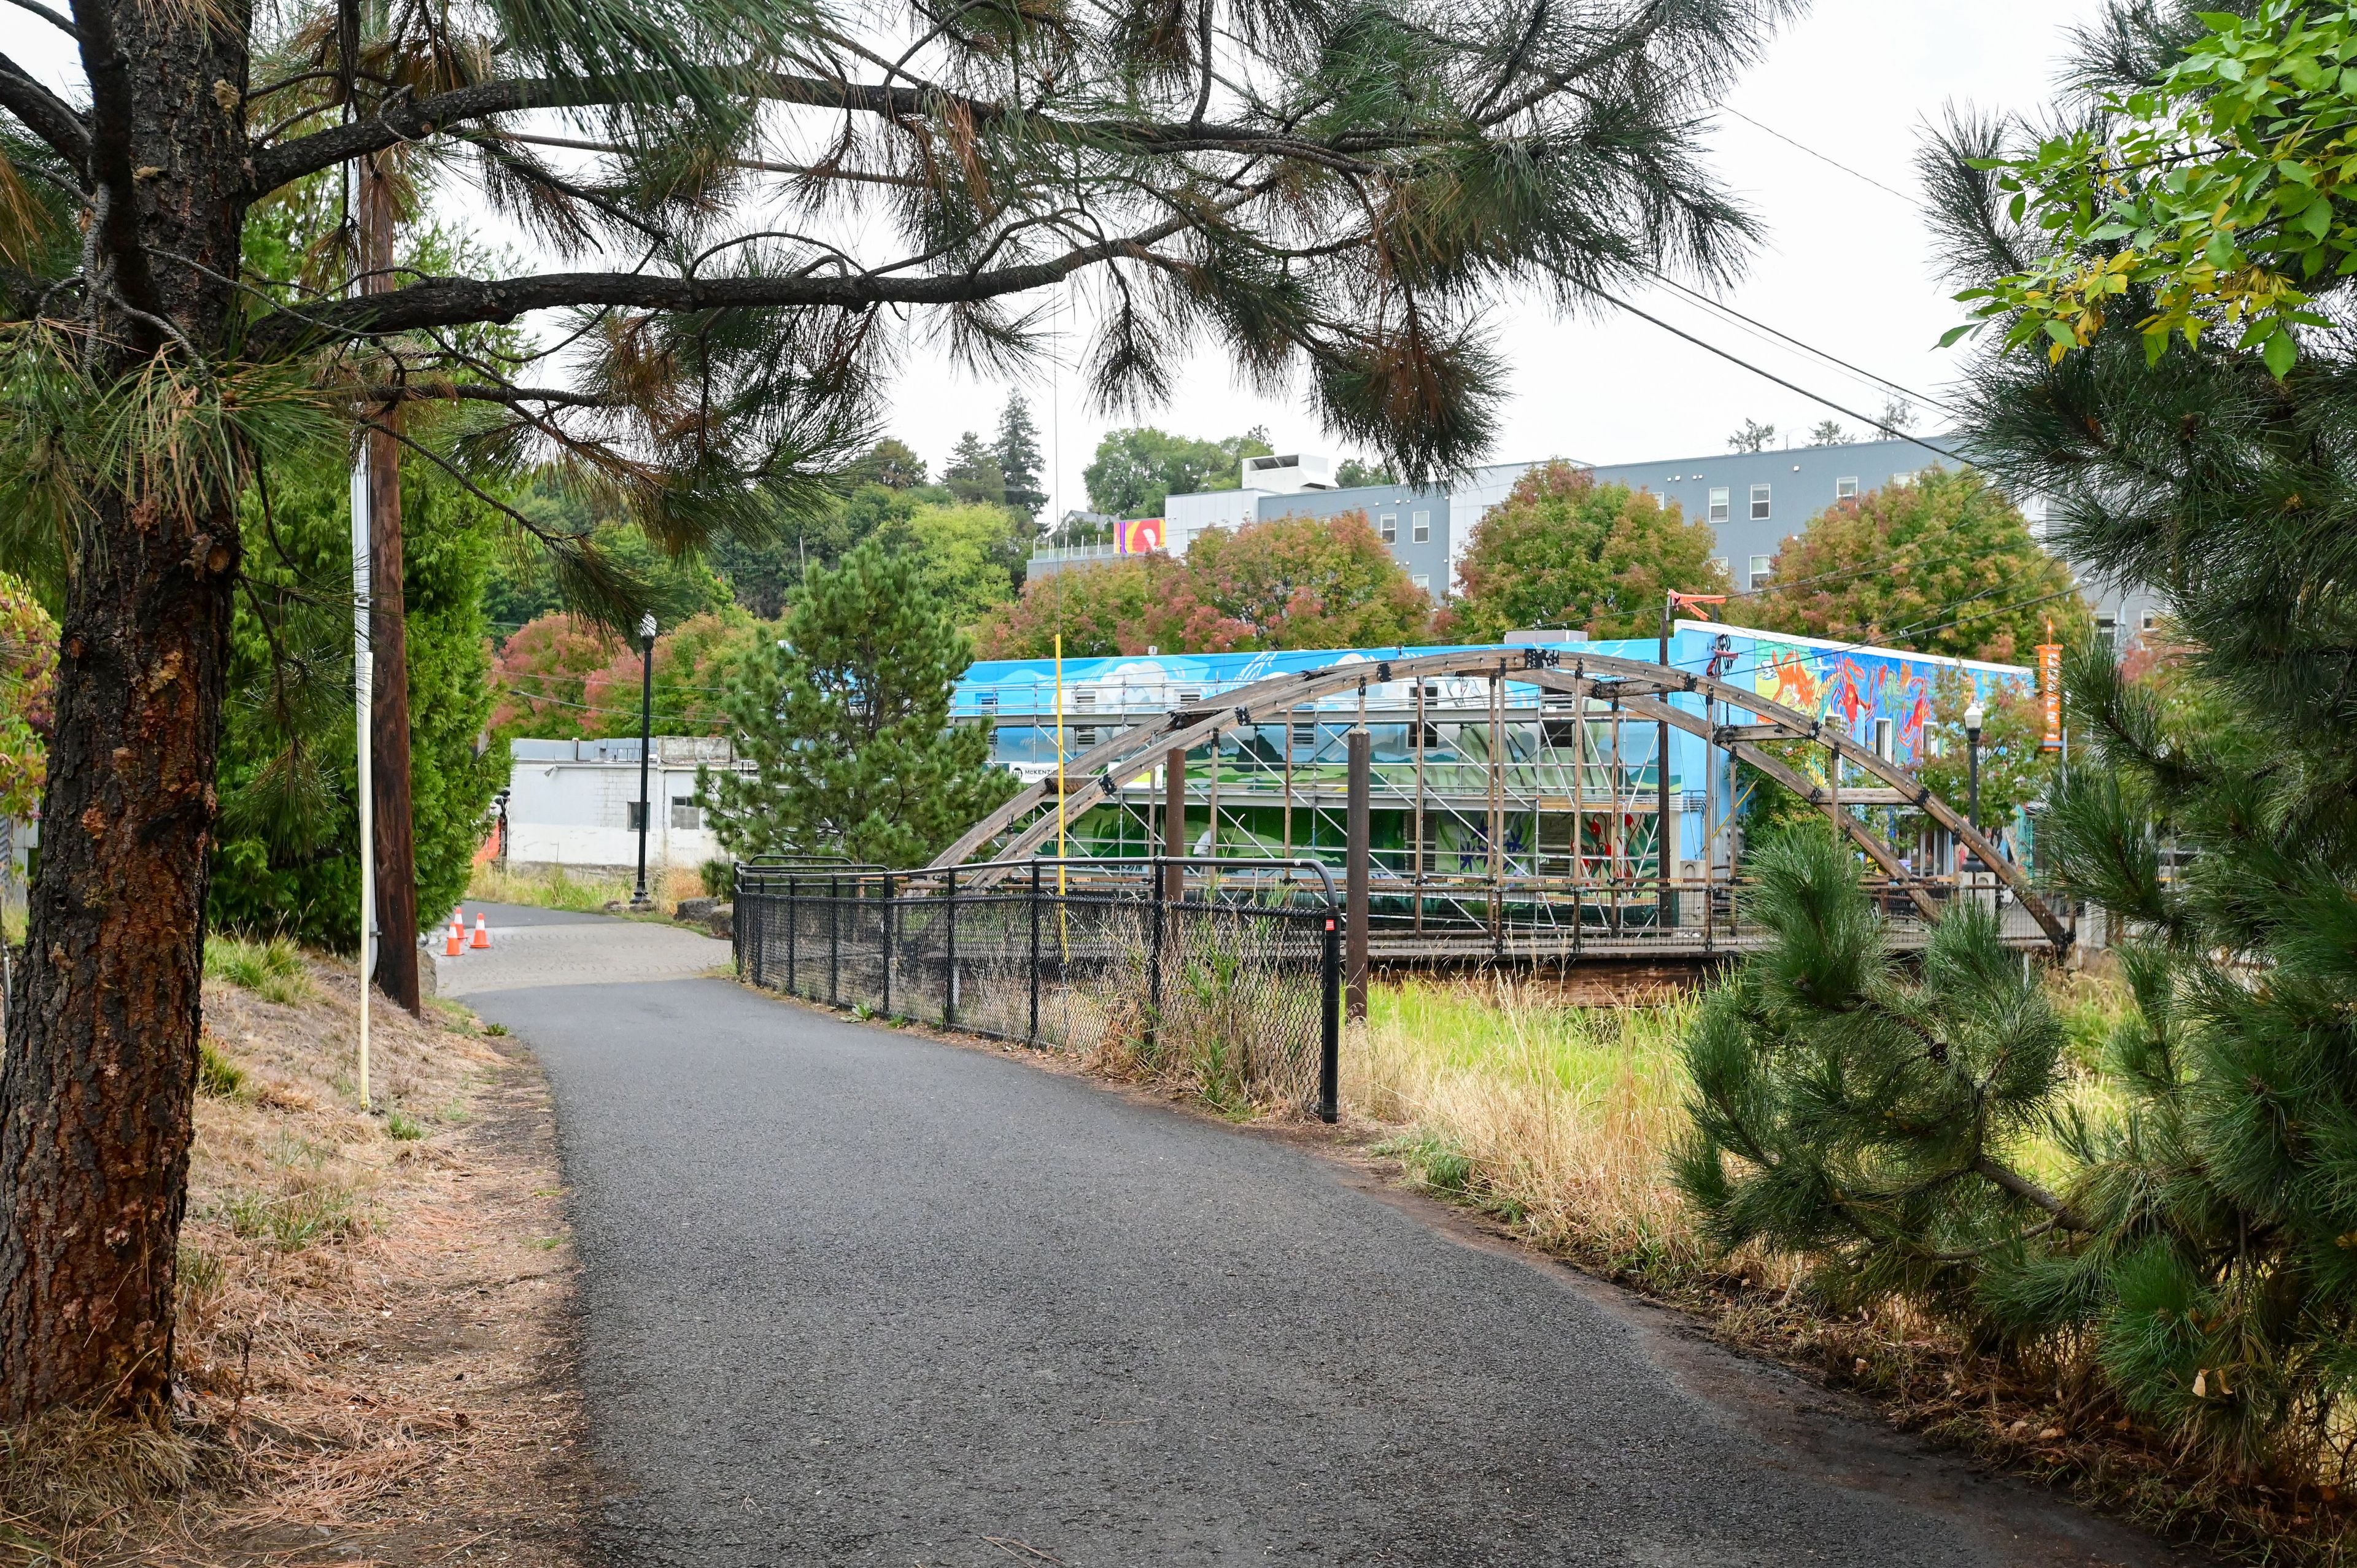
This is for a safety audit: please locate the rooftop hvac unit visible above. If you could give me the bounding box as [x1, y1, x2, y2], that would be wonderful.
[1239, 452, 1333, 492]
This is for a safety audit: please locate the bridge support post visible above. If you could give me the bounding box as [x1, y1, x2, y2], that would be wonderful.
[1163, 748, 1185, 903]
[1346, 728, 1370, 1021]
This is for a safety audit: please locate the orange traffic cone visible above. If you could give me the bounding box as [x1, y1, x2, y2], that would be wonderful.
[471, 913, 490, 949]
[444, 917, 464, 957]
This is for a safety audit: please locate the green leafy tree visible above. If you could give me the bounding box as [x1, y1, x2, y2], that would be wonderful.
[1334, 457, 1398, 487]
[1725, 469, 2088, 664]
[1953, 2, 2357, 374]
[850, 439, 928, 490]
[0, 0, 1790, 1426]
[1155, 512, 1431, 651]
[994, 396, 1047, 519]
[873, 502, 1028, 629]
[703, 542, 1017, 865]
[975, 555, 1186, 658]
[212, 455, 500, 947]
[1083, 427, 1274, 518]
[1444, 462, 1725, 641]
[1727, 419, 1776, 452]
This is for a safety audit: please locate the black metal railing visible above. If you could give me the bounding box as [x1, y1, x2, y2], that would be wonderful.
[735, 857, 1344, 1121]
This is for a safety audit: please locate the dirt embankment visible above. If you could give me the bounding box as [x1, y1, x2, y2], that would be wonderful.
[4, 950, 593, 1567]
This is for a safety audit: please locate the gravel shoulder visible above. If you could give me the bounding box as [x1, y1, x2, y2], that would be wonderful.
[451, 902, 2207, 1568]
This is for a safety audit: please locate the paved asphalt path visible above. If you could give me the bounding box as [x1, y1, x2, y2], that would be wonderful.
[441, 902, 2202, 1568]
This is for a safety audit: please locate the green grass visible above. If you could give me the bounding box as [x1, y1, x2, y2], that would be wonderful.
[384, 1108, 426, 1141]
[196, 1039, 248, 1100]
[467, 861, 632, 912]
[220, 1186, 364, 1251]
[203, 934, 314, 1006]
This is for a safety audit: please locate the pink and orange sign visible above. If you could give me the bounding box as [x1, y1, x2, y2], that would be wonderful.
[1118, 517, 1164, 555]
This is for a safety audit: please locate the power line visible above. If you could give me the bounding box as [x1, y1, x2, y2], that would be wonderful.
[1718, 106, 1918, 206]
[1642, 271, 1958, 418]
[1593, 287, 1961, 465]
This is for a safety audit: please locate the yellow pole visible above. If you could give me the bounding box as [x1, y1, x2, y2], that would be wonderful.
[1054, 633, 1067, 883]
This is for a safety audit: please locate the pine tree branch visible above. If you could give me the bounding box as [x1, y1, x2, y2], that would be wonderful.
[247, 200, 1225, 351]
[0, 50, 90, 174]
[1971, 1156, 2089, 1231]
[247, 70, 1424, 198]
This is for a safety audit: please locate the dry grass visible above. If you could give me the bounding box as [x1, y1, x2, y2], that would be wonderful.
[467, 860, 702, 914]
[0, 951, 590, 1567]
[1348, 974, 1740, 1283]
[1342, 970, 2355, 1566]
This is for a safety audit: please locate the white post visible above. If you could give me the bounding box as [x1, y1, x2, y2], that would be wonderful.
[350, 448, 373, 1110]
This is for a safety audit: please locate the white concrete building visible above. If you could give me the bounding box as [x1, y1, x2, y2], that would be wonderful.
[505, 736, 750, 871]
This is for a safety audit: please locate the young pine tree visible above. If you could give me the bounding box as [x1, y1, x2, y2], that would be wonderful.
[1681, 1, 2357, 1488]
[702, 543, 1017, 867]
[1674, 831, 2081, 1320]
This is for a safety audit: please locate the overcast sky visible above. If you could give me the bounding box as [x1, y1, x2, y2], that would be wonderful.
[16, 1, 2107, 518]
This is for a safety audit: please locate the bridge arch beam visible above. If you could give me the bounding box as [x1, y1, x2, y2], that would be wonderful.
[933, 647, 2067, 951]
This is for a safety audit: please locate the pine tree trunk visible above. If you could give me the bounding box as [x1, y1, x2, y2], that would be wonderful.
[0, 0, 247, 1424]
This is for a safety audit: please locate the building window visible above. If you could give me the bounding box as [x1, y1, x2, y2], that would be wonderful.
[1072, 687, 1095, 708]
[1749, 483, 1771, 520]
[2096, 617, 2116, 657]
[1747, 555, 1773, 591]
[1411, 509, 1431, 543]
[1412, 574, 1431, 593]
[671, 796, 702, 830]
[1873, 717, 1894, 762]
[1835, 476, 1859, 500]
[1708, 486, 1729, 523]
[1073, 725, 1098, 748]
[1379, 512, 1398, 543]
[626, 801, 647, 831]
[1291, 722, 1317, 749]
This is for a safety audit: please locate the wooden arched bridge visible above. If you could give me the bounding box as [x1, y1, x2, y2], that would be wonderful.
[927, 644, 2072, 964]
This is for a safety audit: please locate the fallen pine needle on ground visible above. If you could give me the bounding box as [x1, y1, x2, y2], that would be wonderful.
[1, 939, 592, 1568]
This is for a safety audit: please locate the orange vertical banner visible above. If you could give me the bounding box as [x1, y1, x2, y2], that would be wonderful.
[2037, 643, 2063, 750]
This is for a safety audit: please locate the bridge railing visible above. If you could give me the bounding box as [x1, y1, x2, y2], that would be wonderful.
[733, 858, 1345, 1121]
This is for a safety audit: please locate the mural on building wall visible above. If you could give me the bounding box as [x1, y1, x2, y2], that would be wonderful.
[1728, 630, 2027, 770]
[1117, 516, 1164, 554]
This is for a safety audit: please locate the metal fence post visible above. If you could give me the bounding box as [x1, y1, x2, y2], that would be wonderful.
[1318, 913, 1341, 1124]
[829, 873, 840, 1005]
[881, 873, 894, 1019]
[942, 866, 958, 1027]
[786, 875, 798, 995]
[1028, 859, 1041, 1045]
[1147, 853, 1164, 1052]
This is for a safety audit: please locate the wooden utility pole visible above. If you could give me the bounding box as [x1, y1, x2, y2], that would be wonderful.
[360, 142, 420, 1014]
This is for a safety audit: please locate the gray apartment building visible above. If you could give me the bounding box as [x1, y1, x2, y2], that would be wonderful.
[1027, 434, 2165, 653]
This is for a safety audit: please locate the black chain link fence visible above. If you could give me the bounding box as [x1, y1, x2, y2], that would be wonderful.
[735, 858, 1342, 1119]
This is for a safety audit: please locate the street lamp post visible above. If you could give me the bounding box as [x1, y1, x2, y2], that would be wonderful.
[632, 612, 657, 908]
[1963, 698, 1986, 837]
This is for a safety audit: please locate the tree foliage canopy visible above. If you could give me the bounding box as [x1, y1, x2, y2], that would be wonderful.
[1444, 460, 1724, 642]
[1083, 428, 1274, 519]
[1725, 469, 2088, 664]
